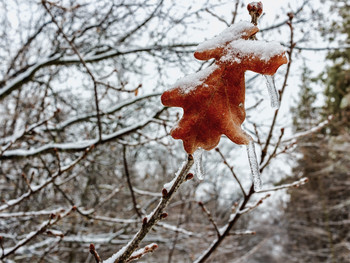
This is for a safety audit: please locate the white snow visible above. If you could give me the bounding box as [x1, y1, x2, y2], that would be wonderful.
[127, 243, 157, 260]
[103, 235, 138, 263]
[0, 208, 64, 218]
[196, 21, 256, 53]
[171, 64, 218, 95]
[163, 177, 176, 192]
[103, 243, 129, 263]
[0, 54, 61, 99]
[163, 159, 188, 192]
[157, 222, 200, 237]
[2, 113, 158, 158]
[222, 39, 285, 63]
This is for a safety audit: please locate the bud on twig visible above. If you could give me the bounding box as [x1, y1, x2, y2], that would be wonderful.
[162, 188, 168, 198]
[185, 173, 194, 181]
[89, 243, 102, 263]
[142, 217, 148, 225]
[160, 212, 168, 219]
[247, 2, 263, 26]
[287, 12, 294, 20]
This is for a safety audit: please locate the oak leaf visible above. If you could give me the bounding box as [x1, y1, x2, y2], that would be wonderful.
[161, 21, 288, 154]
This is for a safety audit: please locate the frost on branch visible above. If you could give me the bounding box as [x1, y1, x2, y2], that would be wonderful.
[161, 21, 287, 154]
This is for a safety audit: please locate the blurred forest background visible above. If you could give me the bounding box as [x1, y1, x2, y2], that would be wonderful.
[0, 0, 349, 262]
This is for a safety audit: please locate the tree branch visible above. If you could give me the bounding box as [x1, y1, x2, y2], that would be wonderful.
[104, 154, 194, 263]
[42, 0, 103, 141]
[1, 108, 164, 159]
[123, 146, 142, 218]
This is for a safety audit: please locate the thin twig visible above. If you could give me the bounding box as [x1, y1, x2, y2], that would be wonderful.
[90, 243, 102, 263]
[231, 0, 240, 25]
[259, 128, 284, 172]
[0, 206, 76, 259]
[0, 146, 92, 212]
[238, 194, 270, 215]
[126, 243, 158, 262]
[0, 110, 59, 156]
[193, 185, 254, 263]
[0, 236, 4, 258]
[260, 13, 295, 165]
[215, 148, 246, 196]
[256, 177, 308, 193]
[167, 196, 186, 263]
[42, 0, 103, 141]
[1, 108, 165, 159]
[123, 146, 142, 218]
[205, 8, 230, 27]
[198, 202, 220, 238]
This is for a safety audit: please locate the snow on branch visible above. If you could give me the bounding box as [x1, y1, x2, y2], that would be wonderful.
[45, 92, 161, 132]
[1, 108, 164, 159]
[125, 243, 158, 263]
[0, 54, 61, 100]
[238, 194, 271, 215]
[0, 147, 91, 212]
[157, 222, 201, 237]
[282, 116, 333, 143]
[0, 44, 195, 100]
[0, 206, 76, 260]
[0, 111, 59, 151]
[0, 207, 65, 218]
[256, 177, 309, 193]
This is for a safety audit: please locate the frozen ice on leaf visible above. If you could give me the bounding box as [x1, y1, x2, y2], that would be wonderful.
[264, 75, 280, 109]
[246, 139, 262, 191]
[194, 148, 205, 180]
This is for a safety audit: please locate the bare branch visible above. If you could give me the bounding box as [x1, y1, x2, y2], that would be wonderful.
[123, 146, 142, 218]
[1, 108, 164, 159]
[0, 206, 76, 259]
[0, 147, 92, 212]
[215, 147, 246, 196]
[198, 202, 220, 238]
[42, 0, 103, 141]
[126, 243, 158, 262]
[256, 177, 309, 193]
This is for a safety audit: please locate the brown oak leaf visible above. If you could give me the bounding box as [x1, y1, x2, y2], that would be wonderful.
[161, 21, 288, 154]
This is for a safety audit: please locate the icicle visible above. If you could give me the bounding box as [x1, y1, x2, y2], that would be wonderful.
[264, 75, 280, 109]
[194, 148, 205, 180]
[246, 139, 262, 191]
